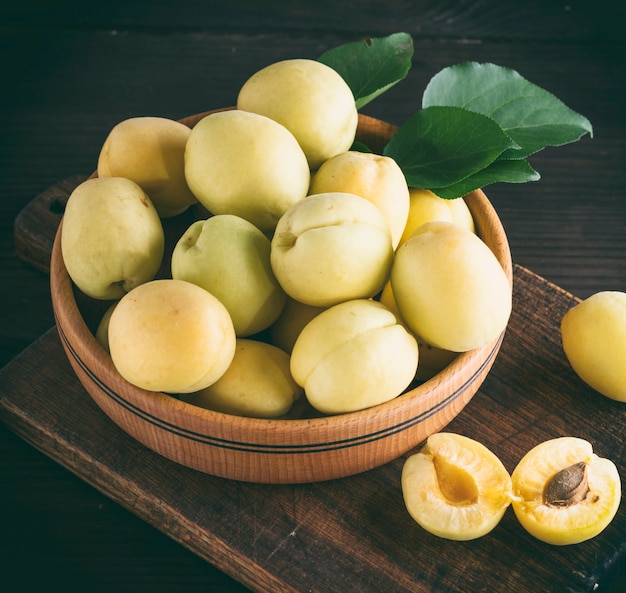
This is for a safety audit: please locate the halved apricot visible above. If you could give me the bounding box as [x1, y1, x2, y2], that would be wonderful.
[401, 432, 513, 541]
[511, 437, 621, 545]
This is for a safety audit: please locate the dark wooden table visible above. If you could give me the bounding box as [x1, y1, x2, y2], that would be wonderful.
[1, 2, 625, 592]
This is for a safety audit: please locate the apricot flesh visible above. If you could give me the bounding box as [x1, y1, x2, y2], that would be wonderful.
[402, 432, 512, 541]
[511, 437, 621, 545]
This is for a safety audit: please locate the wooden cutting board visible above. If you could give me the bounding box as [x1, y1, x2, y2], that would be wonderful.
[2, 180, 626, 593]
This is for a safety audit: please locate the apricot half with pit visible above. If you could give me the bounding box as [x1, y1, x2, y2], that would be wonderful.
[511, 436, 621, 545]
[401, 432, 513, 541]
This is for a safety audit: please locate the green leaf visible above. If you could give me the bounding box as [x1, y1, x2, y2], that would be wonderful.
[429, 159, 540, 199]
[318, 32, 414, 109]
[350, 140, 372, 153]
[422, 62, 593, 159]
[383, 106, 517, 188]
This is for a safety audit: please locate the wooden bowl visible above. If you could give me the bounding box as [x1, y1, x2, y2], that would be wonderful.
[50, 111, 513, 484]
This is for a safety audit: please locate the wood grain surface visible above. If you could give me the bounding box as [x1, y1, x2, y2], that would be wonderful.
[2, 263, 626, 593]
[1, 2, 625, 591]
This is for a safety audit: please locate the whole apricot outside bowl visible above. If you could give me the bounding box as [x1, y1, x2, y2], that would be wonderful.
[50, 110, 513, 484]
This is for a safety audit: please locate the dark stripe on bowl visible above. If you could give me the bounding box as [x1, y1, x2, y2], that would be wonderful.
[55, 318, 501, 454]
